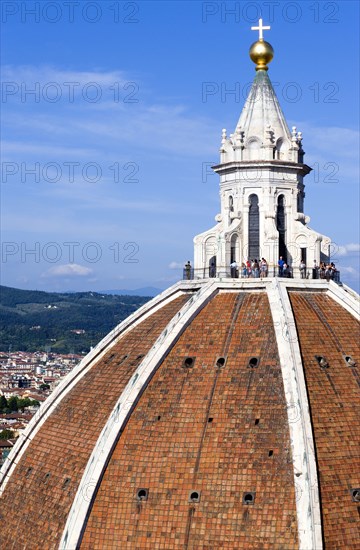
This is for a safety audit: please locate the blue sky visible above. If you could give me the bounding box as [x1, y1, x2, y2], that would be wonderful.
[1, 0, 359, 292]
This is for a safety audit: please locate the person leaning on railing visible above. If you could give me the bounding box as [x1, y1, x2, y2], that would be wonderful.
[230, 260, 239, 278]
[326, 262, 337, 281]
[252, 259, 260, 278]
[319, 262, 326, 279]
[299, 260, 306, 279]
[312, 260, 319, 279]
[184, 261, 192, 280]
[260, 258, 268, 278]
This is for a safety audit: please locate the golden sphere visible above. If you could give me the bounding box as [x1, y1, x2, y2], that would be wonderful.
[249, 39, 274, 70]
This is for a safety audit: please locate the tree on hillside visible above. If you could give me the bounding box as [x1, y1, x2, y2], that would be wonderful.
[0, 395, 8, 412]
[17, 397, 34, 410]
[7, 396, 18, 412]
[0, 429, 15, 440]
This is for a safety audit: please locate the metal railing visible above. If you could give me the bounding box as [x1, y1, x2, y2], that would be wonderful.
[183, 265, 341, 283]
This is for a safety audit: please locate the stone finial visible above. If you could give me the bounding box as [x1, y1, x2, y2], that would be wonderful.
[235, 126, 244, 146]
[265, 124, 274, 144]
[234, 132, 241, 149]
[220, 128, 227, 153]
[297, 131, 303, 142]
[291, 126, 299, 151]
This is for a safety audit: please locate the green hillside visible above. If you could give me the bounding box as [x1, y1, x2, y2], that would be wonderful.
[0, 285, 150, 354]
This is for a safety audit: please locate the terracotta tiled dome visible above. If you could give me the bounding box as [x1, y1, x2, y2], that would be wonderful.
[2, 18, 359, 550]
[0, 279, 359, 549]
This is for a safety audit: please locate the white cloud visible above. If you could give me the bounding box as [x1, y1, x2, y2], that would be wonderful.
[336, 243, 360, 256]
[2, 105, 215, 158]
[1, 65, 130, 88]
[43, 263, 93, 277]
[294, 123, 360, 182]
[168, 261, 184, 269]
[341, 266, 358, 275]
[2, 64, 218, 159]
[155, 276, 179, 283]
[1, 140, 97, 158]
[294, 123, 359, 158]
[16, 276, 29, 284]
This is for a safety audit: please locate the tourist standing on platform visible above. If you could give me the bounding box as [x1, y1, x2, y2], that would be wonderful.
[260, 258, 268, 278]
[230, 261, 239, 278]
[252, 259, 260, 278]
[312, 260, 319, 279]
[300, 260, 306, 279]
[246, 259, 252, 278]
[184, 261, 192, 280]
[278, 256, 285, 277]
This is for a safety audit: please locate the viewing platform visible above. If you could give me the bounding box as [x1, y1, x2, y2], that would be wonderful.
[183, 265, 341, 283]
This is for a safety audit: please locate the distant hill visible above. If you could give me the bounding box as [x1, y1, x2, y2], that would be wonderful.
[99, 287, 163, 297]
[0, 285, 151, 354]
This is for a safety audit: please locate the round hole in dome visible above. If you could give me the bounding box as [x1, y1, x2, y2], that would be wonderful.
[248, 357, 259, 368]
[189, 491, 200, 502]
[215, 357, 226, 368]
[345, 355, 356, 367]
[62, 478, 71, 490]
[242, 492, 255, 505]
[183, 357, 195, 368]
[137, 488, 149, 501]
[351, 489, 360, 502]
[315, 355, 328, 369]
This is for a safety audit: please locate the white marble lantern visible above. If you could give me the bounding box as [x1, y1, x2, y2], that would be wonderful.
[194, 22, 331, 277]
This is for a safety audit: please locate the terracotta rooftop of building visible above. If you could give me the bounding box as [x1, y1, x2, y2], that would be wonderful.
[0, 414, 33, 424]
[0, 440, 14, 448]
